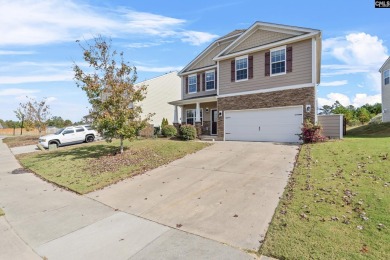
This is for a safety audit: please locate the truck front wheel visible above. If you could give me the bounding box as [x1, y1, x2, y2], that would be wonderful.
[86, 135, 95, 143]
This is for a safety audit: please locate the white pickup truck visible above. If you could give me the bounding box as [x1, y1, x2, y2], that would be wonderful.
[38, 125, 98, 149]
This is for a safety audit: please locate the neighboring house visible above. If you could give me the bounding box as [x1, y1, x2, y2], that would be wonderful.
[379, 56, 390, 122]
[169, 21, 321, 142]
[136, 71, 181, 127]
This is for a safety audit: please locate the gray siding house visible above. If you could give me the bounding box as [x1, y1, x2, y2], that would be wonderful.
[169, 21, 322, 142]
[379, 57, 390, 122]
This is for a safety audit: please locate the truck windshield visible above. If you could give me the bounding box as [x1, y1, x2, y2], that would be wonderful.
[55, 128, 65, 135]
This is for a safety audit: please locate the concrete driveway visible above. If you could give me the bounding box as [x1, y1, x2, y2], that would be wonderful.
[88, 141, 299, 251]
[0, 138, 254, 260]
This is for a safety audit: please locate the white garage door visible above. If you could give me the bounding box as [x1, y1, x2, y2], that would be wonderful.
[224, 106, 303, 142]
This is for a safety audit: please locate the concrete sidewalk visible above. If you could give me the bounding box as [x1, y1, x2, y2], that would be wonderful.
[10, 144, 40, 155]
[0, 138, 254, 259]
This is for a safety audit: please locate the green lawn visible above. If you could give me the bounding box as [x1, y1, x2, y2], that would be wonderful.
[260, 136, 390, 259]
[346, 122, 390, 137]
[18, 139, 211, 194]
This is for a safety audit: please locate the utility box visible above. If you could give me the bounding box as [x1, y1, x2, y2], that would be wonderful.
[48, 144, 58, 151]
[318, 114, 344, 139]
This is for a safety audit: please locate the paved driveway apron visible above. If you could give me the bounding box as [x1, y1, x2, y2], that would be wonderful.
[89, 141, 299, 251]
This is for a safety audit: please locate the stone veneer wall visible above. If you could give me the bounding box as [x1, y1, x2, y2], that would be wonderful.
[217, 87, 315, 139]
[201, 121, 211, 135]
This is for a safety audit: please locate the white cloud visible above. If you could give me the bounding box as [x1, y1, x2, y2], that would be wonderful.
[0, 0, 217, 46]
[322, 32, 388, 90]
[318, 92, 381, 108]
[181, 31, 219, 46]
[318, 93, 351, 107]
[320, 80, 348, 86]
[323, 33, 387, 66]
[46, 96, 57, 103]
[352, 93, 381, 107]
[0, 88, 40, 96]
[136, 65, 183, 73]
[126, 42, 162, 48]
[0, 50, 35, 55]
[0, 73, 73, 84]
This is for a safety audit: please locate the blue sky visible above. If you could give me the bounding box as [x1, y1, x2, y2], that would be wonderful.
[0, 0, 389, 122]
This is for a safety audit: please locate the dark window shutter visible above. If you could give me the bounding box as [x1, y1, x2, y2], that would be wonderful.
[286, 46, 293, 73]
[231, 60, 235, 82]
[248, 55, 253, 79]
[265, 52, 270, 76]
[202, 73, 205, 91]
[215, 69, 217, 89]
[197, 74, 200, 92]
[185, 76, 188, 94]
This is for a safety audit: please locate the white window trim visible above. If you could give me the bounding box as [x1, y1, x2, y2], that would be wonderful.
[205, 70, 215, 91]
[385, 69, 390, 85]
[186, 108, 203, 125]
[188, 74, 197, 94]
[270, 45, 286, 77]
[235, 55, 248, 82]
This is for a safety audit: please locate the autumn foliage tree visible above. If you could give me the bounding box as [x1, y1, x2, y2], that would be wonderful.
[19, 97, 50, 136]
[73, 36, 152, 154]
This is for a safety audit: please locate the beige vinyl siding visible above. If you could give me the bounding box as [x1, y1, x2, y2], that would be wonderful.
[219, 39, 312, 95]
[318, 115, 343, 139]
[182, 71, 217, 100]
[382, 61, 390, 122]
[135, 72, 181, 126]
[186, 40, 235, 72]
[227, 29, 301, 54]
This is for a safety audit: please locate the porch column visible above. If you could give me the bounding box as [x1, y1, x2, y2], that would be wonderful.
[195, 102, 201, 122]
[195, 102, 202, 137]
[173, 105, 179, 124]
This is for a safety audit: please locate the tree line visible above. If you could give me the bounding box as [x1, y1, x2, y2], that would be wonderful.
[1, 96, 83, 134]
[319, 101, 382, 125]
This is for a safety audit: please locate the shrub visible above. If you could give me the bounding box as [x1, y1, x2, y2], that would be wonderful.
[161, 125, 177, 137]
[299, 120, 326, 143]
[161, 118, 168, 128]
[180, 124, 197, 140]
[138, 123, 154, 138]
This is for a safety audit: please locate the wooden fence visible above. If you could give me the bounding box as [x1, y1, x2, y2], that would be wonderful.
[0, 128, 40, 136]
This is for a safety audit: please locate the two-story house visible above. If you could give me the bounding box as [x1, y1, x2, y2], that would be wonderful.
[135, 71, 181, 127]
[169, 21, 322, 142]
[379, 57, 390, 122]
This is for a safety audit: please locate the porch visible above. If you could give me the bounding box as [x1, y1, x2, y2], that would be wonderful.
[169, 95, 218, 136]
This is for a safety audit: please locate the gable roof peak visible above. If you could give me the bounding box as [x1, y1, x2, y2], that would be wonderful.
[379, 56, 390, 72]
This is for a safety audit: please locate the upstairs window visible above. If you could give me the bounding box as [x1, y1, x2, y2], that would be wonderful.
[271, 47, 286, 75]
[235, 56, 248, 81]
[385, 70, 390, 85]
[205, 71, 215, 90]
[188, 75, 197, 93]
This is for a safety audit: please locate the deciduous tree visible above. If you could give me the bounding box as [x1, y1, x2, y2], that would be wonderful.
[19, 97, 50, 136]
[73, 36, 152, 154]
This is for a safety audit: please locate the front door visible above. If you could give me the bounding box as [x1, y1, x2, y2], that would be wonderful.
[211, 109, 217, 135]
